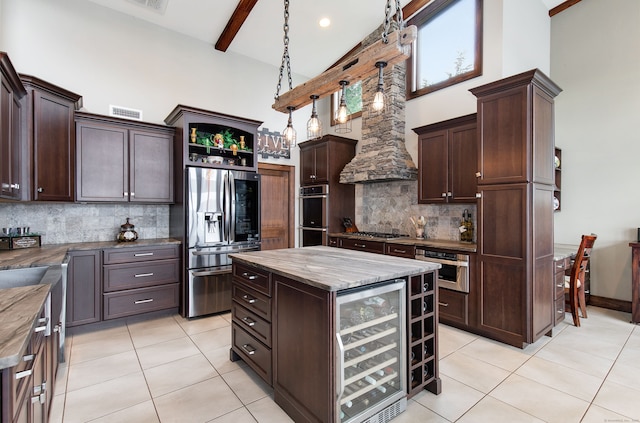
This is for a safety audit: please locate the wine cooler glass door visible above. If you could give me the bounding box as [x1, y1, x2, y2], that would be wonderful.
[335, 280, 407, 423]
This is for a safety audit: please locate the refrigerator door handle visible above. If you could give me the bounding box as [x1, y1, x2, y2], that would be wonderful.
[336, 333, 345, 401]
[229, 172, 236, 243]
[223, 172, 230, 242]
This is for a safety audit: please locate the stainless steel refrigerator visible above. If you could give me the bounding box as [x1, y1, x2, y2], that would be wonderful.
[185, 166, 260, 317]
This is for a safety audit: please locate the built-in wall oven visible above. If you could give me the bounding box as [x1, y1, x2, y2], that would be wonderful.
[300, 184, 329, 246]
[415, 248, 469, 293]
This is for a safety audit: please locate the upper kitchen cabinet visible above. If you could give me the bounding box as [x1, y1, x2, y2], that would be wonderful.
[0, 53, 27, 200]
[299, 134, 357, 186]
[75, 112, 175, 203]
[471, 70, 560, 186]
[21, 75, 82, 202]
[164, 105, 261, 171]
[413, 114, 478, 204]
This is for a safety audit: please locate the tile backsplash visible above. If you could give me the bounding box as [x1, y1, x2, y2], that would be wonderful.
[355, 180, 477, 242]
[0, 202, 169, 244]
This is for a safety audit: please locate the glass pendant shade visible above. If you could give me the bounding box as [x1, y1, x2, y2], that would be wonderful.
[307, 95, 322, 139]
[283, 106, 297, 147]
[369, 61, 388, 115]
[334, 80, 352, 134]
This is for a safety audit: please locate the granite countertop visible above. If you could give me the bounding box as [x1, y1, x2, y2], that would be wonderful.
[0, 238, 181, 270]
[329, 232, 477, 253]
[0, 284, 50, 369]
[230, 245, 440, 292]
[0, 238, 181, 370]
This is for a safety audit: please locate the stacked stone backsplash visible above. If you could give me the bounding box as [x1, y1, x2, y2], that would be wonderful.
[0, 203, 169, 244]
[355, 181, 477, 242]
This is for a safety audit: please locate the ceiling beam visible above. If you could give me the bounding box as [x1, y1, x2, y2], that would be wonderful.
[549, 0, 581, 17]
[215, 0, 259, 52]
[272, 25, 417, 113]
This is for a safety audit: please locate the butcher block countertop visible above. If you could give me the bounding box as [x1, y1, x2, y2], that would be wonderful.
[230, 246, 440, 292]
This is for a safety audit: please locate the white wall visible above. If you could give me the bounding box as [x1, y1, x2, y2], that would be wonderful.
[551, 0, 640, 302]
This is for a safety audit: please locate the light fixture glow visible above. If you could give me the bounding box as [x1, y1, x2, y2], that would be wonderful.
[370, 61, 388, 113]
[319, 17, 331, 28]
[283, 106, 297, 147]
[335, 80, 352, 134]
[307, 95, 322, 139]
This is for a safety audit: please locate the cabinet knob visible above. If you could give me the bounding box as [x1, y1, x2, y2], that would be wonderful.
[441, 193, 447, 198]
[475, 193, 482, 198]
[131, 192, 135, 197]
[37, 187, 44, 193]
[447, 192, 452, 197]
[475, 171, 481, 177]
[10, 183, 20, 189]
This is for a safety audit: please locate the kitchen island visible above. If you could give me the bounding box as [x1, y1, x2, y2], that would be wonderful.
[229, 246, 441, 423]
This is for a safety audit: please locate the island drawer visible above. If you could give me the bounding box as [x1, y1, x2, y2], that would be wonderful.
[438, 288, 468, 325]
[340, 238, 385, 254]
[232, 324, 272, 384]
[233, 263, 271, 296]
[103, 259, 180, 291]
[103, 283, 179, 320]
[232, 283, 271, 321]
[232, 302, 271, 347]
[103, 245, 179, 264]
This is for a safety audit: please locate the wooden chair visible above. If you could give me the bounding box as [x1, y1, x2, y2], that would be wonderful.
[565, 234, 597, 326]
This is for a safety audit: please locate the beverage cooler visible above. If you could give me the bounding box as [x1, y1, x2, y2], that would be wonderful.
[335, 280, 407, 423]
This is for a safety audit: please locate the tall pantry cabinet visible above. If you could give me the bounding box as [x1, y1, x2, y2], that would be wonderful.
[470, 69, 561, 348]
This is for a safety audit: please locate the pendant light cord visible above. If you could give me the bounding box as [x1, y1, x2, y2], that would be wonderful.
[274, 0, 293, 101]
[382, 0, 405, 44]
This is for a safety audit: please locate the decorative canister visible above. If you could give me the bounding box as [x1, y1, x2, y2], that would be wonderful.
[239, 135, 246, 150]
[190, 127, 197, 143]
[117, 218, 138, 242]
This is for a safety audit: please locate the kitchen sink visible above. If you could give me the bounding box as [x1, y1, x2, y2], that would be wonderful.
[0, 266, 49, 289]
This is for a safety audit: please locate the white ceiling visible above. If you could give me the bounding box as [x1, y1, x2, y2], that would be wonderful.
[85, 0, 567, 78]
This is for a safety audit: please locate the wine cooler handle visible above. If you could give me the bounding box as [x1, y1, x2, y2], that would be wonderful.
[336, 333, 345, 401]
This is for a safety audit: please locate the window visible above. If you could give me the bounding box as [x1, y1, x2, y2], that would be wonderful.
[407, 0, 483, 99]
[330, 81, 362, 126]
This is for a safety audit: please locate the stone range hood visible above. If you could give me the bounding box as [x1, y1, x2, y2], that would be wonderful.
[340, 27, 417, 184]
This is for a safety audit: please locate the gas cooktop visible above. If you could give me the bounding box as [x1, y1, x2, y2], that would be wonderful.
[346, 232, 409, 239]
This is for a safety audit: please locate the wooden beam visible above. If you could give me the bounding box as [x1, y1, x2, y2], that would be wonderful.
[402, 0, 433, 19]
[215, 0, 259, 52]
[272, 25, 417, 113]
[549, 0, 581, 17]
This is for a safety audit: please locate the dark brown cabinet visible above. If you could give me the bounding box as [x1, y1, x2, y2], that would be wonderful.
[0, 52, 26, 200]
[413, 114, 478, 204]
[21, 75, 82, 202]
[102, 245, 180, 320]
[470, 69, 561, 347]
[75, 112, 174, 203]
[66, 250, 102, 327]
[299, 135, 356, 186]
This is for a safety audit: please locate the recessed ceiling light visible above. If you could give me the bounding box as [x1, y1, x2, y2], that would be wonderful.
[319, 17, 331, 28]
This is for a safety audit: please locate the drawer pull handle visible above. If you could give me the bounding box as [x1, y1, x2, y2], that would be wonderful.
[557, 309, 564, 314]
[242, 294, 257, 304]
[438, 302, 449, 307]
[242, 344, 256, 355]
[23, 354, 35, 362]
[355, 243, 366, 248]
[241, 316, 256, 327]
[15, 369, 33, 380]
[393, 249, 406, 254]
[135, 273, 154, 278]
[242, 272, 258, 280]
[556, 283, 563, 288]
[134, 298, 154, 304]
[134, 252, 154, 257]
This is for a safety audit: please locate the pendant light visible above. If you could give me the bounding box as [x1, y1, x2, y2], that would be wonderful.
[307, 95, 322, 140]
[334, 80, 352, 134]
[370, 61, 388, 115]
[282, 106, 297, 147]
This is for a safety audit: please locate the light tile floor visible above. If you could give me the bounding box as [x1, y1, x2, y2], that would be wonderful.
[49, 306, 640, 422]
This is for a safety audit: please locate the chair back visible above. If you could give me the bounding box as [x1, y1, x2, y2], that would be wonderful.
[570, 234, 597, 284]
